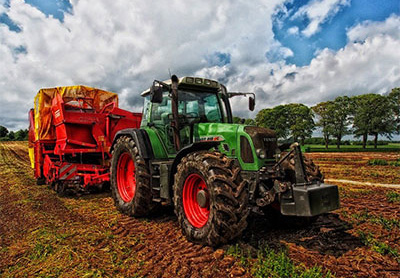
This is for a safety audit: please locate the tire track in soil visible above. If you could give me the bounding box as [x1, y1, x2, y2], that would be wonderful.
[244, 211, 400, 278]
[0, 143, 99, 276]
[326, 178, 400, 189]
[92, 201, 250, 278]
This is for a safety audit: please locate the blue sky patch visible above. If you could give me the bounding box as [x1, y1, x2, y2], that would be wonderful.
[25, 0, 72, 21]
[0, 0, 72, 29]
[0, 12, 21, 32]
[273, 0, 400, 66]
[206, 51, 231, 67]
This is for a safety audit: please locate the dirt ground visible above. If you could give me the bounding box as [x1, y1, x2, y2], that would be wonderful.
[0, 142, 399, 277]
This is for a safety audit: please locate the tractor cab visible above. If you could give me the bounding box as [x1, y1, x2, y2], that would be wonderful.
[140, 76, 254, 156]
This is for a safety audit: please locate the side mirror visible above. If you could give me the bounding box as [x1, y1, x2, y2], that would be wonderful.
[150, 83, 163, 103]
[249, 96, 255, 111]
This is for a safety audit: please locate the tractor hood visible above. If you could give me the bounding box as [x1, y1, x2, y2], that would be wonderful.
[243, 126, 278, 159]
[194, 123, 278, 171]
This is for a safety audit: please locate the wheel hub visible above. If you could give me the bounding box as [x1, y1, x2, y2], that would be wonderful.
[116, 152, 136, 202]
[196, 190, 209, 208]
[182, 173, 210, 228]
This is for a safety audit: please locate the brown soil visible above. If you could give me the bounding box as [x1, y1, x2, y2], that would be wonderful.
[0, 142, 399, 277]
[307, 152, 400, 184]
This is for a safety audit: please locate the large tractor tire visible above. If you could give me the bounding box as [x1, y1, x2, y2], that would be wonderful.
[281, 152, 324, 182]
[173, 151, 249, 246]
[110, 136, 152, 217]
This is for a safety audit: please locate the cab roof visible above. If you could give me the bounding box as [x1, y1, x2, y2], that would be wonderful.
[141, 76, 221, 96]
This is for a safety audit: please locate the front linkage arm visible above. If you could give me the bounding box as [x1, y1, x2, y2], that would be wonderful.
[254, 143, 340, 217]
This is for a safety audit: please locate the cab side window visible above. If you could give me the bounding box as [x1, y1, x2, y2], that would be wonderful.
[151, 93, 171, 125]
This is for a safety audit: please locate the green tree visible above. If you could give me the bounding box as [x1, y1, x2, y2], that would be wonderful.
[330, 96, 352, 149]
[0, 125, 8, 138]
[233, 117, 255, 125]
[8, 131, 15, 140]
[256, 104, 314, 144]
[312, 101, 335, 149]
[286, 103, 314, 144]
[244, 118, 256, 126]
[15, 129, 28, 141]
[388, 87, 400, 133]
[233, 116, 242, 124]
[256, 105, 291, 139]
[352, 94, 396, 148]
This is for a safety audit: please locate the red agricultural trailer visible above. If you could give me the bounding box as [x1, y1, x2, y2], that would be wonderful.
[29, 86, 141, 194]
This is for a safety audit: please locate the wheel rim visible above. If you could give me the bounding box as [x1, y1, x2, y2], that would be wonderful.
[183, 173, 210, 228]
[117, 152, 136, 202]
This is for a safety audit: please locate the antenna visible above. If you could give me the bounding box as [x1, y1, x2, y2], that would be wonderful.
[168, 68, 172, 78]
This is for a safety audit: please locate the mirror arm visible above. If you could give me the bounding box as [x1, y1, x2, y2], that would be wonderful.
[153, 80, 171, 89]
[228, 92, 256, 111]
[228, 92, 255, 101]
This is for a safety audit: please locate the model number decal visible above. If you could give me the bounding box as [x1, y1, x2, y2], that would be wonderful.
[263, 138, 276, 142]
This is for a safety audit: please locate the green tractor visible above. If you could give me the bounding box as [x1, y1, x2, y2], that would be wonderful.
[110, 75, 339, 246]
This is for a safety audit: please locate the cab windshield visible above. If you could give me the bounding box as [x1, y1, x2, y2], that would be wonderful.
[150, 91, 224, 123]
[178, 91, 223, 123]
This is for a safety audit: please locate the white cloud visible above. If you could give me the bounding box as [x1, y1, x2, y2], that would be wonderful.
[293, 0, 350, 37]
[197, 14, 400, 118]
[287, 26, 299, 35]
[347, 14, 400, 42]
[0, 0, 284, 129]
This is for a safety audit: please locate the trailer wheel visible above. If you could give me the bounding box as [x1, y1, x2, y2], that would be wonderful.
[110, 136, 152, 217]
[36, 177, 46, 185]
[54, 182, 67, 197]
[174, 151, 249, 246]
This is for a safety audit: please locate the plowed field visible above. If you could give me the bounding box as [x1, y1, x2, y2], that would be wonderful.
[0, 142, 399, 277]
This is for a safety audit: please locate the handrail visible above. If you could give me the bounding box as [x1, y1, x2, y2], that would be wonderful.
[99, 102, 116, 114]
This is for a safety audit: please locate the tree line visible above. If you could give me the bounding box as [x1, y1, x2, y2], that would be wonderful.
[245, 87, 400, 149]
[1, 87, 399, 148]
[0, 126, 29, 141]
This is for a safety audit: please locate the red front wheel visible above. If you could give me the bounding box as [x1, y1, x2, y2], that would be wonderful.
[116, 152, 136, 202]
[183, 173, 210, 228]
[174, 151, 249, 246]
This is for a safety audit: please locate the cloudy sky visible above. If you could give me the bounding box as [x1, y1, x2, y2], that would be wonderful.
[0, 0, 399, 130]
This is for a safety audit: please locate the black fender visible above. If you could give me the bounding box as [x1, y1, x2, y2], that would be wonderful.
[168, 141, 220, 188]
[111, 128, 154, 160]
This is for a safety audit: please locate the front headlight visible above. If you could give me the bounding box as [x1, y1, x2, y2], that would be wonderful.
[275, 149, 281, 161]
[256, 148, 266, 159]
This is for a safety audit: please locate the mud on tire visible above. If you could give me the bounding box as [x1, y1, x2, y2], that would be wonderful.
[173, 151, 249, 246]
[110, 136, 152, 217]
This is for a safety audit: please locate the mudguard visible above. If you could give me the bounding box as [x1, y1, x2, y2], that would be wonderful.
[112, 128, 154, 159]
[169, 141, 220, 187]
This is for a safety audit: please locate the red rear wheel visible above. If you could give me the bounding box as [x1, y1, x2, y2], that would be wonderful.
[183, 173, 210, 228]
[111, 136, 153, 217]
[117, 152, 136, 202]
